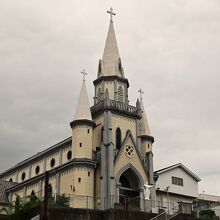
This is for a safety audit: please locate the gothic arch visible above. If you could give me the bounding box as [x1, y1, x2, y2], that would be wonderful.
[115, 163, 144, 187]
[117, 86, 123, 102]
[115, 164, 145, 208]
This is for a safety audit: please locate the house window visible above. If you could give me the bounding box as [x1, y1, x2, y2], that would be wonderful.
[79, 143, 82, 147]
[87, 129, 90, 134]
[50, 158, 55, 168]
[67, 150, 72, 160]
[172, 176, 183, 186]
[116, 128, 121, 150]
[88, 172, 90, 176]
[78, 178, 81, 183]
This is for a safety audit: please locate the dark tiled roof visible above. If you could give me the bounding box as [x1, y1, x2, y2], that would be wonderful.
[0, 180, 17, 204]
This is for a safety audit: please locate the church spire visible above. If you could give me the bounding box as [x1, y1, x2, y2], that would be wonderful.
[139, 89, 151, 136]
[73, 71, 92, 121]
[98, 7, 124, 78]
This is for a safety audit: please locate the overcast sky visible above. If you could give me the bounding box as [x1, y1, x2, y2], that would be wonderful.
[0, 0, 220, 195]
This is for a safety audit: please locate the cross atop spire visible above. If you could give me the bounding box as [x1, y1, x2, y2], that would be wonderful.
[138, 89, 144, 100]
[107, 7, 116, 22]
[81, 69, 87, 82]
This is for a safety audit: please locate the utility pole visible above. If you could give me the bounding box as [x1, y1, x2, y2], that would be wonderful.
[42, 171, 49, 220]
[165, 186, 170, 215]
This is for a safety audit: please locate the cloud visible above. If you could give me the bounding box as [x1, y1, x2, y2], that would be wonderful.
[0, 0, 220, 195]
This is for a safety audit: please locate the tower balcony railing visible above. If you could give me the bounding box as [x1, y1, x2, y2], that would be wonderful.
[91, 98, 141, 118]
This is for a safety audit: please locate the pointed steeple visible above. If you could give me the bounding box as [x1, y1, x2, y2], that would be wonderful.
[138, 89, 151, 136]
[98, 8, 124, 78]
[74, 81, 92, 121]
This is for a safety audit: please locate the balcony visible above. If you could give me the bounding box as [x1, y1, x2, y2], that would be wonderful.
[91, 99, 141, 118]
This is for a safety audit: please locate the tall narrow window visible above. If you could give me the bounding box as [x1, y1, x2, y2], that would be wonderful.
[97, 87, 102, 103]
[116, 128, 121, 150]
[101, 126, 104, 142]
[118, 86, 123, 102]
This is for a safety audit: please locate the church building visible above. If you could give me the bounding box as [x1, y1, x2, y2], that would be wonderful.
[0, 8, 155, 212]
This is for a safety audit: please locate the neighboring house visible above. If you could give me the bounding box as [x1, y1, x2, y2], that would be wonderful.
[196, 193, 220, 217]
[155, 163, 201, 213]
[0, 180, 17, 215]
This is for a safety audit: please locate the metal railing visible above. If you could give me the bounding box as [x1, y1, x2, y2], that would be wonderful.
[150, 204, 182, 220]
[91, 98, 140, 118]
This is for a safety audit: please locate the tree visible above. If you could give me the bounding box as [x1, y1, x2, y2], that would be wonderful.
[14, 195, 22, 214]
[48, 193, 70, 208]
[200, 209, 216, 220]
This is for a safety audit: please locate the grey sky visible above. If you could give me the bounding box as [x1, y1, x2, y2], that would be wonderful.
[0, 0, 220, 195]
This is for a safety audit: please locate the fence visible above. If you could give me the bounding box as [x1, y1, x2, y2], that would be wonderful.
[10, 192, 193, 215]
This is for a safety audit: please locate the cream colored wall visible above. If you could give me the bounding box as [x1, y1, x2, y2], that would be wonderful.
[2, 146, 70, 183]
[46, 152, 60, 170]
[104, 81, 114, 100]
[11, 189, 25, 203]
[141, 140, 152, 156]
[48, 175, 56, 195]
[62, 146, 72, 164]
[17, 167, 29, 183]
[60, 168, 94, 209]
[112, 113, 136, 147]
[31, 159, 44, 178]
[26, 182, 41, 197]
[92, 115, 104, 151]
[72, 125, 93, 159]
[5, 173, 17, 182]
[114, 136, 147, 184]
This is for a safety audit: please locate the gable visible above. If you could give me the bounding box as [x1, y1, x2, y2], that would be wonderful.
[156, 167, 199, 198]
[114, 132, 148, 184]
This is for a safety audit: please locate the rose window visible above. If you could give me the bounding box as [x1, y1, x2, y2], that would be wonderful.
[124, 145, 135, 158]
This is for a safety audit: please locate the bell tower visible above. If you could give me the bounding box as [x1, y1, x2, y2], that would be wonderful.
[90, 8, 155, 211]
[93, 7, 129, 105]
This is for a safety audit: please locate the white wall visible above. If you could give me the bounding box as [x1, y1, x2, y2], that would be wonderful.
[156, 167, 199, 198]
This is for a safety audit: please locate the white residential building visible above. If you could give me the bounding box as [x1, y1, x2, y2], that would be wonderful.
[155, 163, 201, 213]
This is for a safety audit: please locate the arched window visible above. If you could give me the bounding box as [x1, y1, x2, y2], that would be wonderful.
[117, 86, 123, 102]
[97, 87, 102, 103]
[48, 184, 52, 196]
[67, 150, 72, 160]
[21, 172, 26, 181]
[116, 128, 121, 150]
[35, 165, 40, 175]
[50, 158, 55, 168]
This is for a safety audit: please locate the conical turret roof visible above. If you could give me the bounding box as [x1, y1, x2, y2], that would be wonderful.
[140, 98, 151, 136]
[98, 19, 124, 78]
[74, 81, 92, 121]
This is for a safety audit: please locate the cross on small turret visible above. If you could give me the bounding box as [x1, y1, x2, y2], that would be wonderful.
[81, 69, 87, 82]
[107, 7, 116, 22]
[138, 89, 144, 100]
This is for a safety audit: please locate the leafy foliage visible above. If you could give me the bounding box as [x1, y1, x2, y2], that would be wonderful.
[48, 194, 70, 208]
[12, 192, 70, 219]
[200, 209, 216, 220]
